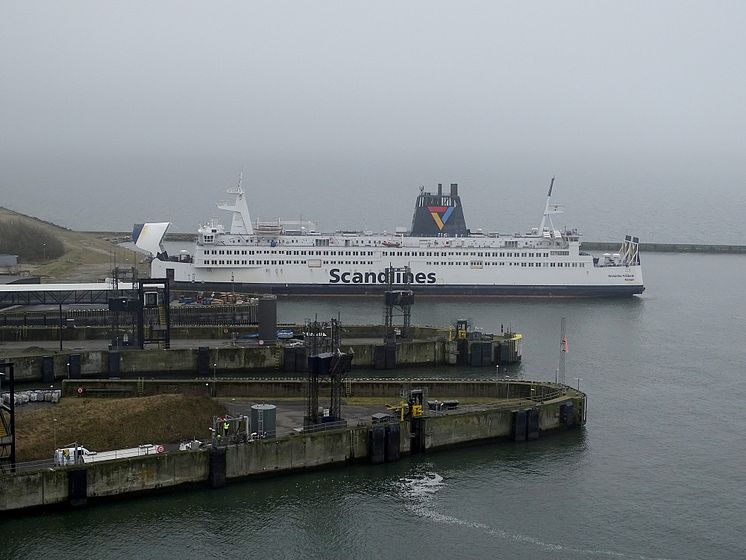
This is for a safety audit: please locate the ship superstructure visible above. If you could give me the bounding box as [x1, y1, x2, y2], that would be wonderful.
[134, 178, 644, 297]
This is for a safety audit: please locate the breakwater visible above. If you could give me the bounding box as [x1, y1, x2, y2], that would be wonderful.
[0, 341, 455, 383]
[0, 380, 585, 514]
[0, 324, 447, 342]
[583, 241, 746, 254]
[61, 378, 556, 400]
[0, 325, 522, 382]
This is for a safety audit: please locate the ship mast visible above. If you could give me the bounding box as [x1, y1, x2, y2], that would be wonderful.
[217, 171, 254, 235]
[538, 176, 563, 236]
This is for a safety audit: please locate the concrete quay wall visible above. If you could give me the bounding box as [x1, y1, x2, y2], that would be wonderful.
[61, 378, 558, 400]
[0, 386, 584, 514]
[4, 339, 455, 383]
[0, 324, 447, 343]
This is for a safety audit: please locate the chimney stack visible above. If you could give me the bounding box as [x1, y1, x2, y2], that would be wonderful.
[450, 183, 458, 197]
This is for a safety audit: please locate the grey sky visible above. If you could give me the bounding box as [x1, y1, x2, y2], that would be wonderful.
[1, 1, 745, 241]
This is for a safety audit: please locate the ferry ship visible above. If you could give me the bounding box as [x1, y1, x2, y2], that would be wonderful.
[133, 178, 644, 297]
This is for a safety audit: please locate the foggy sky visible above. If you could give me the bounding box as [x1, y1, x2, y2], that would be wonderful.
[1, 1, 745, 242]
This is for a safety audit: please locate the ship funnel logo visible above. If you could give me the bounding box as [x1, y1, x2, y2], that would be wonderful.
[427, 206, 455, 230]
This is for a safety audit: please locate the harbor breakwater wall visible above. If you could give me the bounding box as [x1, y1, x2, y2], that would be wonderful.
[1, 339, 458, 383]
[0, 325, 447, 342]
[582, 241, 746, 254]
[60, 378, 558, 401]
[0, 382, 586, 514]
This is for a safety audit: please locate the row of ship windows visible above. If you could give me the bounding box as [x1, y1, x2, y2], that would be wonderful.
[384, 251, 569, 258]
[201, 249, 571, 258]
[426, 261, 586, 268]
[202, 249, 377, 256]
[200, 260, 376, 266]
[198, 259, 585, 268]
[206, 236, 539, 249]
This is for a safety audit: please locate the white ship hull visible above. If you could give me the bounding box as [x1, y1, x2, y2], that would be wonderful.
[136, 179, 645, 297]
[151, 249, 644, 297]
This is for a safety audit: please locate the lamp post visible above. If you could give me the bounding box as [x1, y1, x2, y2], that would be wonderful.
[53, 417, 58, 451]
[213, 363, 217, 397]
[42, 242, 46, 261]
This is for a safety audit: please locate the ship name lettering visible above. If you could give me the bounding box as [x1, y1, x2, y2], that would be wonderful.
[329, 269, 436, 285]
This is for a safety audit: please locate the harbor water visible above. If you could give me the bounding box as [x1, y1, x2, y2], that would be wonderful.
[4, 252, 746, 559]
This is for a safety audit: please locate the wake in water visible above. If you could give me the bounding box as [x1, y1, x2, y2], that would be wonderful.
[397, 472, 675, 560]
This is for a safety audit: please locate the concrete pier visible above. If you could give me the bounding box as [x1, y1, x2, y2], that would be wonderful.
[0, 380, 585, 514]
[0, 327, 522, 383]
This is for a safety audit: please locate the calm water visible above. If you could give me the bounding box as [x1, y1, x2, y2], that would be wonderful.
[4, 252, 746, 559]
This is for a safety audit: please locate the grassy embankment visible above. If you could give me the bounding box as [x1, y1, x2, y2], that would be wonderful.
[16, 394, 227, 461]
[0, 206, 142, 282]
